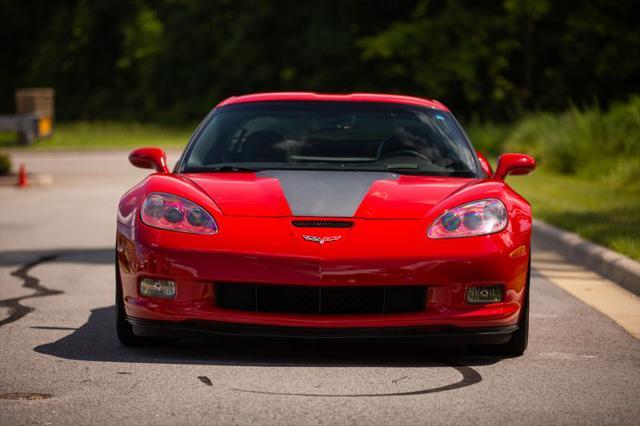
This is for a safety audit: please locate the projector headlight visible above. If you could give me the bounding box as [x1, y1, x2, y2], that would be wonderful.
[141, 192, 218, 234]
[427, 199, 507, 239]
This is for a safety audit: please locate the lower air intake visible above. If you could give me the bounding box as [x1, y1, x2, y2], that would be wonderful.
[215, 283, 426, 314]
[291, 220, 354, 228]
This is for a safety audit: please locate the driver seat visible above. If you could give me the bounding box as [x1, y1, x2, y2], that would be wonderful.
[377, 134, 426, 159]
[241, 130, 287, 162]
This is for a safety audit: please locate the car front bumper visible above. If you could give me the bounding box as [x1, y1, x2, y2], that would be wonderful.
[117, 218, 530, 333]
[127, 317, 518, 344]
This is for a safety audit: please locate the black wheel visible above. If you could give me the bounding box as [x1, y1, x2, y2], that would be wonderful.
[504, 266, 530, 355]
[470, 256, 530, 357]
[115, 258, 148, 346]
[495, 280, 529, 356]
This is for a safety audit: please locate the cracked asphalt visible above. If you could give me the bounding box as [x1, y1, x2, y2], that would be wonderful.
[1, 151, 639, 425]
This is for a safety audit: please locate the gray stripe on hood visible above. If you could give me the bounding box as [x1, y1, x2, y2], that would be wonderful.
[259, 170, 397, 217]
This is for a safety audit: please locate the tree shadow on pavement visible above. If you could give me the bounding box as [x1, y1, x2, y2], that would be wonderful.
[0, 248, 113, 267]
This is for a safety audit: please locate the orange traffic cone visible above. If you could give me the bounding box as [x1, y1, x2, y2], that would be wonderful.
[18, 164, 28, 188]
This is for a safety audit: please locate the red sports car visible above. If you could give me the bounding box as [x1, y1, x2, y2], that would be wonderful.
[116, 92, 535, 355]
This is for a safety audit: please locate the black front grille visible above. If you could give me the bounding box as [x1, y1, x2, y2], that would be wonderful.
[215, 283, 426, 314]
[292, 220, 354, 228]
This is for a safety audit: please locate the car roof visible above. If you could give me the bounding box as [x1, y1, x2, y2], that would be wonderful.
[216, 92, 450, 111]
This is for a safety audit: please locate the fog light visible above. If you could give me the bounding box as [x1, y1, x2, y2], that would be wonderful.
[466, 285, 503, 304]
[140, 279, 176, 298]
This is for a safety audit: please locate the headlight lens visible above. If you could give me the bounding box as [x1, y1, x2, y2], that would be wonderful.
[141, 192, 218, 234]
[427, 199, 507, 239]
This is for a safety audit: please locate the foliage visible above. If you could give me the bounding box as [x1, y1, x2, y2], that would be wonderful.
[509, 167, 640, 260]
[466, 96, 640, 259]
[504, 96, 640, 188]
[3, 0, 639, 123]
[464, 122, 511, 156]
[0, 153, 11, 175]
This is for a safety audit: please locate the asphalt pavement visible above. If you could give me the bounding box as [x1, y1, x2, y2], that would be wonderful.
[1, 151, 639, 425]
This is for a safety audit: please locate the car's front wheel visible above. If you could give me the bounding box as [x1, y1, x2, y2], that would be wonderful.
[495, 282, 529, 356]
[115, 258, 151, 346]
[470, 257, 530, 357]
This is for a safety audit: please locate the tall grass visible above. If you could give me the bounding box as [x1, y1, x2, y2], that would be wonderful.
[466, 97, 640, 259]
[504, 97, 640, 189]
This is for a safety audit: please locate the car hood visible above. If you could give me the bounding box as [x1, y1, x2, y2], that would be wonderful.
[183, 170, 476, 219]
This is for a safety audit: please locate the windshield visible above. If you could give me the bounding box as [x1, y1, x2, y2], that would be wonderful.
[181, 101, 480, 177]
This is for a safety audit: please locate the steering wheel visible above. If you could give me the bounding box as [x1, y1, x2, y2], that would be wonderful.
[380, 149, 430, 161]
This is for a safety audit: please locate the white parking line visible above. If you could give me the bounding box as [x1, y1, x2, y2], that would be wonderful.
[533, 248, 640, 339]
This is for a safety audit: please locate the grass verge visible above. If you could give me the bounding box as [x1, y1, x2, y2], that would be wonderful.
[509, 167, 640, 260]
[0, 122, 192, 150]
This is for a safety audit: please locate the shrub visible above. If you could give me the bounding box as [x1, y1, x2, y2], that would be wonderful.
[0, 153, 11, 175]
[504, 96, 640, 185]
[464, 122, 511, 157]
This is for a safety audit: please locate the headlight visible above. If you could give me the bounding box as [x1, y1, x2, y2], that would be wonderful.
[141, 192, 218, 234]
[427, 199, 507, 239]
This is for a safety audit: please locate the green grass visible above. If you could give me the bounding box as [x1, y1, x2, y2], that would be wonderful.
[508, 167, 640, 260]
[0, 122, 192, 150]
[504, 96, 640, 189]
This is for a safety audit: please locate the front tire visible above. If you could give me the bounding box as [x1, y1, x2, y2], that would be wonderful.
[115, 258, 148, 346]
[470, 257, 530, 357]
[496, 278, 529, 356]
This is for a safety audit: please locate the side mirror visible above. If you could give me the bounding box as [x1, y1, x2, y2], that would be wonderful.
[493, 153, 535, 180]
[129, 147, 169, 174]
[476, 151, 493, 176]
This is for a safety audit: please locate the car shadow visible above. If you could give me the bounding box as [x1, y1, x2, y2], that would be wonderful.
[10, 247, 507, 370]
[0, 248, 113, 267]
[34, 305, 504, 370]
[11, 247, 507, 396]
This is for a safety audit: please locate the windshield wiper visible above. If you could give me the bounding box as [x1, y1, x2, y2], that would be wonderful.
[183, 165, 263, 173]
[183, 163, 475, 177]
[385, 164, 419, 171]
[385, 165, 475, 177]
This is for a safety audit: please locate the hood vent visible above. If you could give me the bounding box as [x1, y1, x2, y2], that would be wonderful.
[292, 220, 354, 228]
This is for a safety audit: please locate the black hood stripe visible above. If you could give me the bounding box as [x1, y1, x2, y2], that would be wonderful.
[259, 170, 397, 217]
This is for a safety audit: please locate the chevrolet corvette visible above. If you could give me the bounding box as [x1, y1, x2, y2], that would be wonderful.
[116, 92, 535, 355]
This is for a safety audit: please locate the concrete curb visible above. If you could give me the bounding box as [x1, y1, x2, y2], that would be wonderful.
[533, 219, 640, 296]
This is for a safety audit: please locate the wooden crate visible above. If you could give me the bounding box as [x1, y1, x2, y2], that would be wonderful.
[15, 88, 55, 137]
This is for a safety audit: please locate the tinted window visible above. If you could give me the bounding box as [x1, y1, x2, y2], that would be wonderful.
[183, 102, 479, 177]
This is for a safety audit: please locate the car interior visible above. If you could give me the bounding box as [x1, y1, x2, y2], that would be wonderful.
[185, 106, 477, 174]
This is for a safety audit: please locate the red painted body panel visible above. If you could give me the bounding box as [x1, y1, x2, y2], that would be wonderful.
[184, 172, 478, 219]
[476, 151, 493, 177]
[117, 173, 531, 330]
[117, 93, 533, 336]
[216, 92, 449, 111]
[128, 147, 169, 173]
